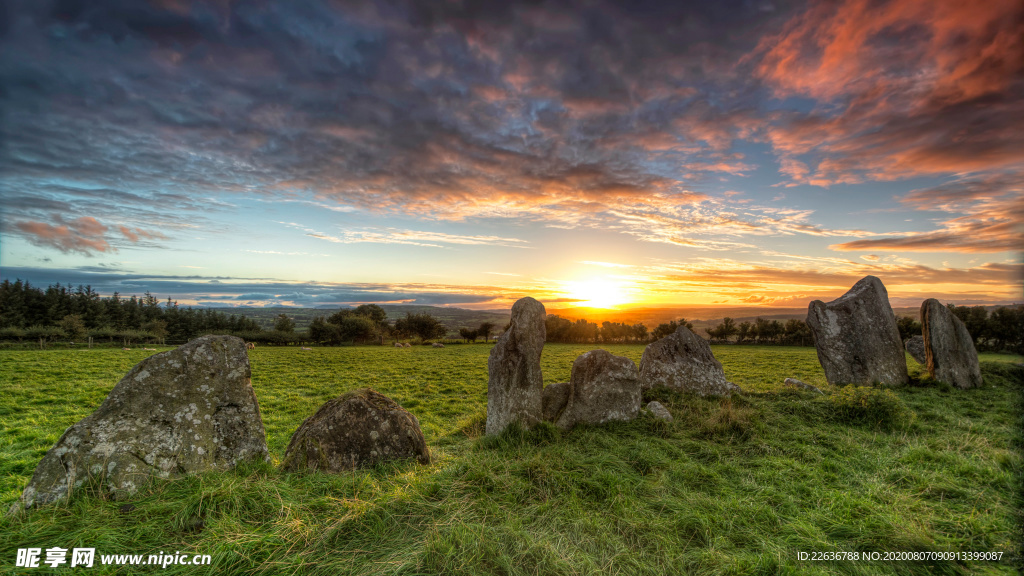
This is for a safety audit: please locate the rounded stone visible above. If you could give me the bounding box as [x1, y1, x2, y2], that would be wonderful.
[282, 388, 429, 472]
[639, 325, 733, 395]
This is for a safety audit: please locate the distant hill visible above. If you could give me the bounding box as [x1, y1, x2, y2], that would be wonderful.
[215, 303, 1008, 336]
[209, 305, 510, 332]
[546, 304, 994, 336]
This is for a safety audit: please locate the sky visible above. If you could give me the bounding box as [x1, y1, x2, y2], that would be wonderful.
[1, 0, 1022, 311]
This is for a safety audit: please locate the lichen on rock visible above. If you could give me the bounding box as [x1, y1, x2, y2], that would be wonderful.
[806, 276, 909, 386]
[556, 350, 641, 431]
[638, 325, 733, 395]
[16, 335, 269, 511]
[921, 298, 982, 389]
[486, 297, 546, 435]
[282, 388, 429, 472]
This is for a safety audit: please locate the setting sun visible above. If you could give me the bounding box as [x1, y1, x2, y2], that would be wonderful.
[566, 278, 630, 309]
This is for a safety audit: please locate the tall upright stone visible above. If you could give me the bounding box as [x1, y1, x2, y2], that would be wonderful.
[921, 299, 982, 389]
[16, 335, 268, 511]
[806, 276, 909, 386]
[638, 325, 733, 395]
[555, 350, 642, 431]
[486, 297, 546, 435]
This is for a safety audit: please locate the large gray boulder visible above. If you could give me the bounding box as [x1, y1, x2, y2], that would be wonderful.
[921, 299, 982, 389]
[486, 297, 546, 435]
[16, 335, 268, 510]
[638, 326, 733, 395]
[806, 276, 909, 386]
[555, 350, 641, 430]
[282, 388, 429, 472]
[905, 335, 926, 365]
[542, 382, 570, 423]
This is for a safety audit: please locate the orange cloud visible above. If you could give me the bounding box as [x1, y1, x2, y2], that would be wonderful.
[646, 259, 1022, 305]
[118, 225, 169, 242]
[14, 217, 111, 255]
[830, 228, 1020, 253]
[757, 0, 1024, 185]
[832, 172, 1024, 253]
[118, 225, 139, 242]
[757, 0, 1023, 106]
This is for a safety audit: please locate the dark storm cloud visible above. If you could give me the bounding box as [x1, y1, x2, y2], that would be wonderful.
[3, 266, 503, 306]
[2, 0, 1020, 259]
[0, 0, 791, 232]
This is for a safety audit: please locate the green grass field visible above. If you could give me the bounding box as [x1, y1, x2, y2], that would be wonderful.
[0, 344, 1021, 575]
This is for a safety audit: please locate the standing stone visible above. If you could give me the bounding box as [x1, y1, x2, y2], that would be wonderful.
[921, 299, 982, 389]
[806, 276, 909, 386]
[905, 335, 926, 365]
[282, 388, 429, 472]
[646, 401, 673, 422]
[638, 326, 733, 395]
[16, 335, 268, 510]
[555, 350, 641, 430]
[486, 297, 546, 435]
[542, 382, 570, 422]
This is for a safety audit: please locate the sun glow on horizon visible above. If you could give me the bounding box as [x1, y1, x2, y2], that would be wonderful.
[565, 278, 631, 309]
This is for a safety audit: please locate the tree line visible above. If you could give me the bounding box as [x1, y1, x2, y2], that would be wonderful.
[307, 306, 450, 345]
[541, 315, 650, 343]
[0, 280, 261, 346]
[700, 305, 1022, 353]
[0, 280, 458, 347]
[544, 304, 1022, 353]
[4, 279, 1019, 352]
[541, 315, 813, 346]
[703, 317, 813, 346]
[896, 304, 1023, 353]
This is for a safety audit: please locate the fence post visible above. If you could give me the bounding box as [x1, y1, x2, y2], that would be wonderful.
[88, 336, 93, 349]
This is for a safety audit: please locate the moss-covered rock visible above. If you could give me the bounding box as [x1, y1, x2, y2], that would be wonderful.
[486, 297, 546, 436]
[922, 298, 982, 389]
[639, 325, 734, 395]
[282, 388, 429, 472]
[16, 335, 268, 511]
[807, 275, 910, 386]
[556, 350, 641, 431]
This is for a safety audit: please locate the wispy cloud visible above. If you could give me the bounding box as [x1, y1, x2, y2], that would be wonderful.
[244, 249, 330, 256]
[644, 258, 1023, 305]
[580, 261, 633, 268]
[831, 172, 1024, 253]
[304, 228, 532, 249]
